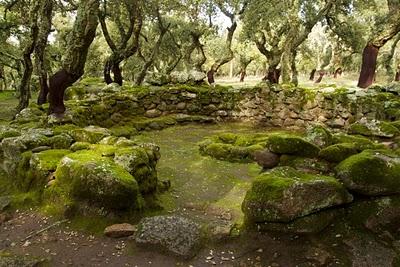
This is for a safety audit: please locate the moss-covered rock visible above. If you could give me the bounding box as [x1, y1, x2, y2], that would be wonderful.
[332, 133, 379, 150]
[198, 133, 267, 162]
[242, 167, 353, 223]
[335, 150, 400, 196]
[54, 150, 141, 210]
[279, 155, 331, 174]
[305, 124, 333, 148]
[49, 133, 74, 149]
[345, 195, 400, 236]
[255, 209, 338, 234]
[69, 126, 111, 144]
[349, 119, 400, 138]
[113, 145, 160, 194]
[109, 125, 138, 138]
[319, 143, 359, 163]
[70, 142, 91, 152]
[28, 149, 72, 190]
[267, 134, 320, 157]
[0, 126, 20, 141]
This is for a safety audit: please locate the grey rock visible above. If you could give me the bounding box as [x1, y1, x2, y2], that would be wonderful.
[135, 215, 202, 259]
[0, 196, 11, 212]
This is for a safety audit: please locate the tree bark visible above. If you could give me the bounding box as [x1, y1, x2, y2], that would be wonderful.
[334, 67, 343, 78]
[357, 44, 379, 88]
[135, 13, 169, 85]
[99, 0, 142, 85]
[315, 71, 325, 84]
[16, 1, 40, 113]
[36, 0, 53, 105]
[290, 50, 298, 86]
[264, 67, 280, 84]
[309, 69, 316, 81]
[358, 1, 400, 88]
[48, 0, 99, 114]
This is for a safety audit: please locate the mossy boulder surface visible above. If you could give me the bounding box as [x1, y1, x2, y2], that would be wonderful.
[242, 167, 353, 223]
[349, 119, 400, 138]
[54, 150, 141, 210]
[69, 126, 111, 144]
[305, 124, 333, 148]
[332, 133, 379, 150]
[256, 209, 338, 234]
[345, 196, 400, 235]
[319, 143, 359, 163]
[114, 145, 160, 194]
[0, 126, 20, 141]
[267, 134, 320, 157]
[279, 155, 331, 174]
[198, 133, 267, 162]
[27, 149, 72, 189]
[335, 150, 400, 196]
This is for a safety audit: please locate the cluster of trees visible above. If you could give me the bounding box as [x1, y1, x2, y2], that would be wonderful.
[0, 0, 400, 115]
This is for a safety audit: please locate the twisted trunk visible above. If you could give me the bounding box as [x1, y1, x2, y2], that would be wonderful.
[16, 1, 40, 113]
[36, 0, 53, 105]
[357, 44, 379, 88]
[48, 0, 99, 114]
[309, 69, 316, 81]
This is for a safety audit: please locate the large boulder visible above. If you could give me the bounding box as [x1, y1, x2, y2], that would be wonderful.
[17, 149, 72, 191]
[113, 145, 160, 193]
[335, 150, 400, 196]
[332, 133, 379, 150]
[1, 131, 50, 175]
[242, 167, 353, 223]
[135, 215, 202, 259]
[267, 134, 320, 157]
[319, 143, 359, 163]
[54, 150, 141, 210]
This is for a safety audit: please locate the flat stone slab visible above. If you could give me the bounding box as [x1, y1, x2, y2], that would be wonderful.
[104, 223, 136, 238]
[135, 215, 202, 259]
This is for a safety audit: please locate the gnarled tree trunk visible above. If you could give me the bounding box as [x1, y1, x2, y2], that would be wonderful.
[358, 44, 380, 88]
[36, 0, 53, 105]
[309, 69, 316, 81]
[358, 1, 400, 88]
[48, 0, 99, 115]
[16, 1, 40, 113]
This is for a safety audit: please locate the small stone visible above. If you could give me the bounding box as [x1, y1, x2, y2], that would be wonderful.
[104, 223, 136, 238]
[145, 109, 162, 118]
[252, 149, 280, 169]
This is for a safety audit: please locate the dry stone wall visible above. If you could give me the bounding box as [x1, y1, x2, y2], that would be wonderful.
[69, 83, 400, 129]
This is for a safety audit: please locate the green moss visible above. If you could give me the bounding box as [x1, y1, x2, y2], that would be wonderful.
[88, 144, 117, 157]
[54, 150, 141, 210]
[109, 125, 138, 138]
[305, 124, 333, 148]
[49, 133, 73, 149]
[242, 166, 352, 223]
[335, 149, 400, 196]
[0, 128, 20, 141]
[350, 121, 400, 138]
[332, 133, 378, 150]
[69, 127, 110, 144]
[319, 143, 358, 163]
[279, 155, 331, 173]
[267, 133, 320, 157]
[70, 142, 91, 151]
[217, 133, 238, 144]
